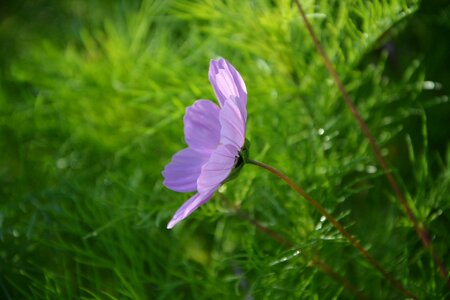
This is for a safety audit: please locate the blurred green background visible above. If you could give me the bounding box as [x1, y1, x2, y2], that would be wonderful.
[1, 0, 449, 299]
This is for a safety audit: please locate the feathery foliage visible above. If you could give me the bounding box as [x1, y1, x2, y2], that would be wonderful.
[1, 0, 449, 299]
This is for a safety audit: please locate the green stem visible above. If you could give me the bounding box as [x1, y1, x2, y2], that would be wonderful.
[292, 0, 448, 286]
[247, 159, 416, 299]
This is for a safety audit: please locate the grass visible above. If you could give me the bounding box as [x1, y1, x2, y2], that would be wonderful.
[1, 0, 449, 299]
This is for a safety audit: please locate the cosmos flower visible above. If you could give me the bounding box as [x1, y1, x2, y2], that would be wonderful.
[162, 58, 248, 229]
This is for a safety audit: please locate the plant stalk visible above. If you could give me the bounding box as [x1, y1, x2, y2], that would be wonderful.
[221, 194, 368, 300]
[292, 0, 448, 284]
[248, 159, 416, 299]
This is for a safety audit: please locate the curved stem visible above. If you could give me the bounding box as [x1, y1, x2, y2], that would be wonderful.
[311, 256, 368, 300]
[293, 0, 448, 285]
[220, 194, 368, 300]
[247, 159, 416, 299]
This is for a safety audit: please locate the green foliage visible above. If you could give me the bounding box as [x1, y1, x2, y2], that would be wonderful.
[1, 0, 449, 299]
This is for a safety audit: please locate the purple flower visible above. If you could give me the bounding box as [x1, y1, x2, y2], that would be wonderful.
[162, 58, 248, 229]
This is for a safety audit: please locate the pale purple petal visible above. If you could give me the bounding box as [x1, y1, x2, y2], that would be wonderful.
[209, 58, 247, 120]
[184, 100, 221, 152]
[162, 148, 209, 193]
[219, 99, 246, 150]
[167, 187, 218, 229]
[164, 58, 250, 229]
[197, 144, 239, 194]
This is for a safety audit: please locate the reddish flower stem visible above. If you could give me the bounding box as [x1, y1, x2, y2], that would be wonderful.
[222, 194, 368, 300]
[292, 0, 448, 286]
[248, 159, 416, 299]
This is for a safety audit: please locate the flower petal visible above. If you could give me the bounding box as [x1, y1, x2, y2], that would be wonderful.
[197, 144, 239, 194]
[167, 188, 218, 229]
[162, 148, 209, 193]
[219, 99, 246, 150]
[209, 58, 247, 120]
[184, 100, 221, 152]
